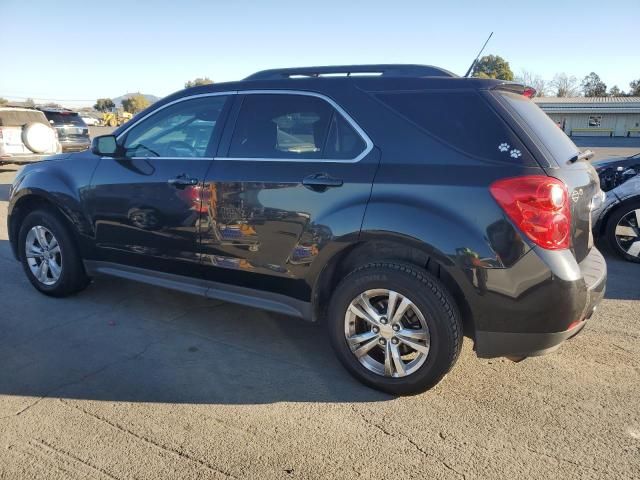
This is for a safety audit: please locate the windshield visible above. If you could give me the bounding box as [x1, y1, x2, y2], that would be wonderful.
[44, 112, 86, 127]
[496, 91, 579, 165]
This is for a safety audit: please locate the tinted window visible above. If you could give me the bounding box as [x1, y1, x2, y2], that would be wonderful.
[123, 96, 228, 158]
[496, 91, 579, 164]
[229, 94, 366, 160]
[43, 112, 86, 126]
[376, 91, 529, 162]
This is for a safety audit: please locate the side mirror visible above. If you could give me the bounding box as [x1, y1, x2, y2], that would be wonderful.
[91, 135, 119, 156]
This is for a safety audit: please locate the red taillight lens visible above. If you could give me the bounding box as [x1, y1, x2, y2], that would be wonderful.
[522, 87, 537, 98]
[490, 176, 571, 250]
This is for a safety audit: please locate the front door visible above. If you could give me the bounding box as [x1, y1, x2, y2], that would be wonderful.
[86, 94, 231, 276]
[199, 92, 379, 301]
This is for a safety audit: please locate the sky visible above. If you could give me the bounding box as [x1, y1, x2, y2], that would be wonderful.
[1, 0, 638, 108]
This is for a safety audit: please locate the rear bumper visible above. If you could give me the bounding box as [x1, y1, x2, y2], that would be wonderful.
[60, 139, 90, 152]
[475, 247, 607, 358]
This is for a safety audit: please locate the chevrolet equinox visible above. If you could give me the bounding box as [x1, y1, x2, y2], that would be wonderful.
[7, 65, 607, 394]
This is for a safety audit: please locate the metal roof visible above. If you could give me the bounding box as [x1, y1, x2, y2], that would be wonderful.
[534, 96, 640, 114]
[535, 96, 640, 104]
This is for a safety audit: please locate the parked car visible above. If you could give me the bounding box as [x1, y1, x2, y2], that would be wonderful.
[7, 65, 607, 394]
[81, 115, 100, 127]
[38, 108, 91, 152]
[0, 107, 60, 165]
[592, 152, 640, 262]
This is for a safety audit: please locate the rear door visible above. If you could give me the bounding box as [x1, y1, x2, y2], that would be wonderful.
[86, 94, 232, 276]
[493, 90, 599, 262]
[199, 91, 378, 300]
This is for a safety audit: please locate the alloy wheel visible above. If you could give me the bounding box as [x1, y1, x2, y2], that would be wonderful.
[614, 208, 640, 258]
[344, 289, 430, 378]
[25, 225, 62, 286]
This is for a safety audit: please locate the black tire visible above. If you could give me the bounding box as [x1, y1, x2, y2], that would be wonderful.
[18, 209, 90, 296]
[605, 199, 640, 263]
[327, 262, 462, 395]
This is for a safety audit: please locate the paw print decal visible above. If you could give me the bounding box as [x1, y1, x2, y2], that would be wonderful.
[498, 143, 510, 152]
[510, 149, 522, 159]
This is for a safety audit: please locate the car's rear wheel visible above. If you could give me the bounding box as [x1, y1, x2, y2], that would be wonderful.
[18, 209, 90, 296]
[606, 200, 640, 263]
[327, 262, 462, 395]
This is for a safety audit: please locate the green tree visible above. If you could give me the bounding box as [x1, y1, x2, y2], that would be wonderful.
[121, 94, 151, 114]
[24, 98, 35, 108]
[630, 79, 640, 96]
[94, 98, 115, 112]
[0, 97, 8, 105]
[471, 55, 514, 81]
[550, 73, 580, 97]
[581, 72, 607, 97]
[608, 85, 625, 97]
[185, 77, 214, 88]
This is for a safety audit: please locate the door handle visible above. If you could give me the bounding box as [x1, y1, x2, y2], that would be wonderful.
[302, 173, 343, 192]
[168, 175, 199, 189]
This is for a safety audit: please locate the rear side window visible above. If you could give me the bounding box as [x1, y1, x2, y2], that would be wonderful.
[496, 91, 579, 164]
[43, 112, 86, 126]
[228, 94, 366, 160]
[376, 91, 529, 162]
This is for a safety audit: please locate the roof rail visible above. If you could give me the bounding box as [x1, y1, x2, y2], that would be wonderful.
[244, 64, 457, 81]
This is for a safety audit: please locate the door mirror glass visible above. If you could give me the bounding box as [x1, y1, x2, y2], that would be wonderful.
[92, 135, 119, 156]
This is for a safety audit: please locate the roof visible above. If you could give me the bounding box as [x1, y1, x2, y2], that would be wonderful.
[534, 96, 640, 114]
[245, 64, 457, 80]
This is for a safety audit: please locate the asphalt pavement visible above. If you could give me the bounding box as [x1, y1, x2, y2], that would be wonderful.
[0, 143, 639, 479]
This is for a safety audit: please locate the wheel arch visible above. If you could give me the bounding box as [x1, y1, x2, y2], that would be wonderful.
[599, 194, 640, 236]
[9, 192, 85, 261]
[311, 234, 476, 339]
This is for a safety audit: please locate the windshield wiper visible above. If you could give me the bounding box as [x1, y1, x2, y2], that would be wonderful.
[569, 149, 594, 163]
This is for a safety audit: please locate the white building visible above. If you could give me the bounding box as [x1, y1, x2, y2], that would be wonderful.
[534, 97, 640, 137]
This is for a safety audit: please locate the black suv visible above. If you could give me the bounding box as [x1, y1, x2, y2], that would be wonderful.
[38, 108, 91, 152]
[8, 65, 607, 394]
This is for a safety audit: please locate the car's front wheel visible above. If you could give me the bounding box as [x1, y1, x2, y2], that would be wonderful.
[18, 209, 90, 296]
[327, 262, 462, 395]
[606, 199, 640, 263]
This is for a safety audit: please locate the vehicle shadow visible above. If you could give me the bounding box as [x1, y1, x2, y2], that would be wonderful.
[0, 240, 390, 405]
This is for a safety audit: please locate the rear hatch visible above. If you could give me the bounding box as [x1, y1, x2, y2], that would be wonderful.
[493, 89, 600, 262]
[0, 108, 54, 156]
[43, 111, 89, 140]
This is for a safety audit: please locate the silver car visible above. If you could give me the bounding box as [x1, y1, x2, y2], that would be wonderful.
[592, 152, 640, 262]
[0, 107, 61, 165]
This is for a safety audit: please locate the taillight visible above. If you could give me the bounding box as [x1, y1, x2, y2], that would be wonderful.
[490, 175, 571, 250]
[522, 87, 537, 98]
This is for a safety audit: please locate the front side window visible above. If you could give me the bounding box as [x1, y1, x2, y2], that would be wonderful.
[228, 94, 366, 160]
[123, 95, 228, 158]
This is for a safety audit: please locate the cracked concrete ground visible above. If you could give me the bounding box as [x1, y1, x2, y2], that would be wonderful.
[0, 166, 639, 480]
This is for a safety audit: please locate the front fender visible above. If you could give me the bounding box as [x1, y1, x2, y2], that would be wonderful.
[8, 156, 100, 254]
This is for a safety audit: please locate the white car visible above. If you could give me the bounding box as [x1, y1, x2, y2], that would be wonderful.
[81, 116, 100, 126]
[0, 107, 61, 165]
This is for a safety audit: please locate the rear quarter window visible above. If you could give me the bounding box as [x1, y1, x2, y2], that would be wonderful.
[375, 91, 531, 163]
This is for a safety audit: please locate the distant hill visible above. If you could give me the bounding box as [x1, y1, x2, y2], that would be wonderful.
[112, 93, 160, 107]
